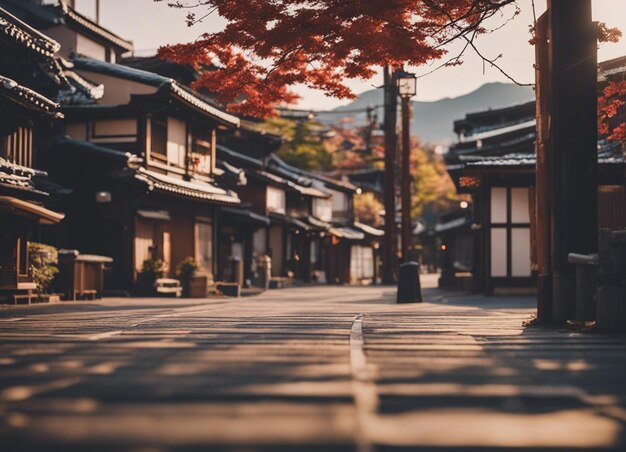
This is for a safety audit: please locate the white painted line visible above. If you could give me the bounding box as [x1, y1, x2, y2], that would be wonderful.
[350, 314, 378, 452]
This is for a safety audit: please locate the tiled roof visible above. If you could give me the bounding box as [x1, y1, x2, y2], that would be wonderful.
[216, 144, 264, 168]
[0, 74, 62, 117]
[0, 156, 48, 195]
[0, 6, 60, 57]
[353, 221, 384, 237]
[57, 58, 103, 105]
[221, 207, 270, 225]
[72, 56, 239, 127]
[135, 168, 240, 205]
[53, 136, 142, 164]
[329, 226, 365, 241]
[57, 1, 133, 52]
[462, 142, 626, 169]
[269, 154, 359, 193]
[251, 169, 330, 198]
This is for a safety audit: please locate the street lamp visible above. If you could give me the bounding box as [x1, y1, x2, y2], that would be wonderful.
[396, 71, 417, 98]
[396, 70, 416, 263]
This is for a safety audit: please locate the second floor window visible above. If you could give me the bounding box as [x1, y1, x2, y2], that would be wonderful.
[267, 186, 286, 214]
[1, 127, 33, 168]
[191, 138, 212, 175]
[313, 198, 332, 222]
[150, 116, 167, 160]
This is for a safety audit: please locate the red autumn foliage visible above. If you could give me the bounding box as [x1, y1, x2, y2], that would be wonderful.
[598, 80, 626, 144]
[156, 0, 518, 117]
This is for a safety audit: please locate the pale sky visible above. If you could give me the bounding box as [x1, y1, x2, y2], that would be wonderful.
[96, 0, 626, 110]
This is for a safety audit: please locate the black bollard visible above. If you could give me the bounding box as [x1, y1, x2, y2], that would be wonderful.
[397, 261, 423, 303]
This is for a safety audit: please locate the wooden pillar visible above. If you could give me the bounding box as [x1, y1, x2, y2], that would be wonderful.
[549, 0, 598, 322]
[534, 12, 553, 322]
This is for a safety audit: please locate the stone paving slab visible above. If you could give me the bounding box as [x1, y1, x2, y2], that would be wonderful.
[0, 277, 624, 450]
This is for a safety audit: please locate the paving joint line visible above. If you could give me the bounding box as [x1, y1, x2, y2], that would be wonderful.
[350, 313, 378, 452]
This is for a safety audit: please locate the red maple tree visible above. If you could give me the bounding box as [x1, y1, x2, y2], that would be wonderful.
[156, 0, 519, 117]
[599, 80, 626, 144]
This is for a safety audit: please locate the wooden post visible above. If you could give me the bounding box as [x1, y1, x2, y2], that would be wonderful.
[534, 12, 553, 322]
[401, 95, 412, 262]
[382, 66, 398, 283]
[549, 0, 598, 322]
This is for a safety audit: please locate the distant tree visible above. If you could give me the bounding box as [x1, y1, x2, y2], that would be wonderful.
[354, 192, 384, 226]
[410, 143, 465, 220]
[264, 117, 333, 170]
[156, 0, 520, 117]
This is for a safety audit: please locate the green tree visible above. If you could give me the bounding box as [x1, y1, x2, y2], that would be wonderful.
[411, 144, 465, 222]
[264, 117, 332, 171]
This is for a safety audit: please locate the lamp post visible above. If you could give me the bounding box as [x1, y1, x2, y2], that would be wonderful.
[396, 70, 417, 262]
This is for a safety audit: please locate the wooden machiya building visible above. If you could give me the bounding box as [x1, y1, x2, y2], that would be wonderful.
[268, 156, 384, 285]
[215, 142, 333, 286]
[45, 56, 241, 294]
[0, 0, 133, 64]
[446, 90, 626, 295]
[0, 6, 67, 302]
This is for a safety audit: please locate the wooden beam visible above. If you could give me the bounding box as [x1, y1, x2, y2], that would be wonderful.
[534, 12, 552, 322]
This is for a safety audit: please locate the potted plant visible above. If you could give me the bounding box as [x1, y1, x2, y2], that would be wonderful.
[176, 257, 201, 297]
[136, 257, 165, 295]
[28, 242, 59, 301]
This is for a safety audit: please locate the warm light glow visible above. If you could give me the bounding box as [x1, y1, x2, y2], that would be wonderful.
[396, 71, 417, 97]
[460, 201, 469, 209]
[441, 244, 447, 251]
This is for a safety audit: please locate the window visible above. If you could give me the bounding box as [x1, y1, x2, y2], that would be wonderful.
[330, 189, 350, 221]
[350, 245, 374, 283]
[167, 117, 186, 167]
[191, 138, 212, 174]
[489, 187, 531, 278]
[267, 186, 286, 214]
[195, 221, 213, 273]
[313, 198, 332, 222]
[1, 127, 33, 168]
[150, 116, 167, 158]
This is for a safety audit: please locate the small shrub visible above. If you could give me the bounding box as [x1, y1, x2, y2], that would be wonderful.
[28, 242, 58, 294]
[176, 257, 199, 284]
[138, 257, 165, 286]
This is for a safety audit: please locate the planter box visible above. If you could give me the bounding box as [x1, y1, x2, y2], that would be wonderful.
[216, 282, 240, 297]
[185, 275, 208, 298]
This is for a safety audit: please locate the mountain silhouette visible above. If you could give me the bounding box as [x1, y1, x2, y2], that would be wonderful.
[321, 82, 535, 144]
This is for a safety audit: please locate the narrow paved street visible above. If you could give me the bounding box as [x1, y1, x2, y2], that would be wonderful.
[1, 279, 625, 451]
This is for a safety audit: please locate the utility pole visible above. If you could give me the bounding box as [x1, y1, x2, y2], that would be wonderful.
[382, 65, 398, 284]
[548, 0, 598, 322]
[364, 104, 375, 155]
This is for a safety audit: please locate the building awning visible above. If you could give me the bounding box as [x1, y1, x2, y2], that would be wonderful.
[353, 221, 384, 237]
[221, 207, 270, 226]
[135, 168, 240, 205]
[268, 212, 312, 231]
[306, 216, 331, 231]
[137, 209, 171, 221]
[0, 196, 64, 224]
[329, 226, 365, 241]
